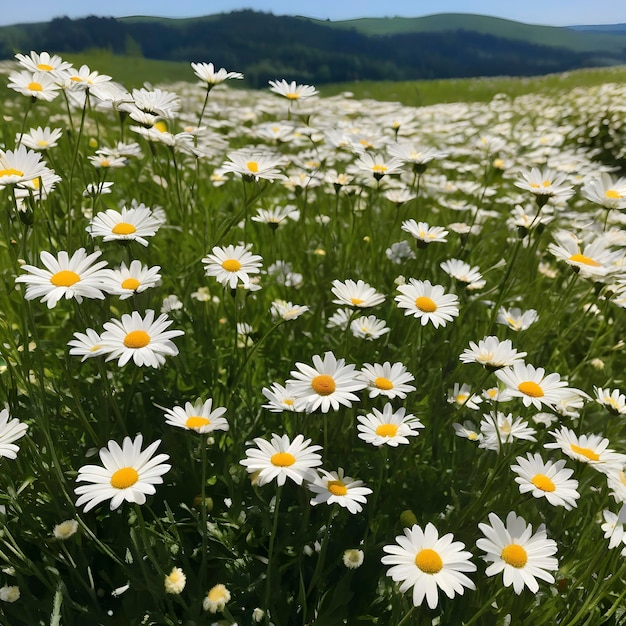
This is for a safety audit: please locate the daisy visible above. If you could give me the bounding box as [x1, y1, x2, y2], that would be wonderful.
[7, 70, 61, 101]
[221, 149, 285, 182]
[287, 351, 367, 413]
[15, 248, 108, 309]
[0, 145, 48, 186]
[15, 51, 72, 73]
[495, 362, 584, 410]
[477, 511, 558, 594]
[401, 220, 448, 247]
[331, 279, 385, 308]
[514, 166, 574, 205]
[353, 152, 404, 181]
[547, 230, 620, 278]
[163, 399, 229, 434]
[606, 467, 626, 503]
[326, 308, 352, 330]
[101, 261, 162, 299]
[239, 433, 322, 486]
[453, 421, 482, 443]
[0, 409, 28, 460]
[382, 522, 476, 609]
[17, 126, 63, 151]
[74, 434, 171, 512]
[191, 62, 243, 87]
[357, 404, 424, 447]
[343, 549, 365, 569]
[270, 300, 309, 321]
[87, 205, 163, 247]
[440, 259, 485, 290]
[67, 328, 106, 361]
[203, 584, 231, 613]
[61, 64, 115, 100]
[387, 143, 449, 169]
[251, 205, 300, 229]
[594, 386, 626, 416]
[460, 336, 527, 370]
[262, 383, 298, 413]
[447, 383, 482, 410]
[164, 567, 186, 595]
[88, 154, 127, 169]
[511, 453, 580, 510]
[496, 307, 539, 332]
[99, 309, 184, 368]
[600, 505, 626, 551]
[308, 468, 373, 514]
[544, 427, 626, 474]
[582, 172, 626, 210]
[395, 279, 460, 328]
[268, 79, 318, 101]
[350, 315, 390, 340]
[479, 412, 537, 452]
[202, 244, 263, 290]
[359, 361, 416, 399]
[129, 87, 181, 119]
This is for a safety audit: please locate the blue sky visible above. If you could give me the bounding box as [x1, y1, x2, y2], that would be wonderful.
[2, 0, 625, 26]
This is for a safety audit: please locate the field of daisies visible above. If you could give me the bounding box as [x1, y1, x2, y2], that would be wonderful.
[0, 51, 625, 625]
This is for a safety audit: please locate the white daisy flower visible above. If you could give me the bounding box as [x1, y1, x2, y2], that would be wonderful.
[270, 300, 309, 321]
[99, 310, 184, 368]
[477, 511, 558, 594]
[0, 409, 28, 460]
[359, 361, 416, 399]
[239, 433, 322, 487]
[460, 336, 527, 370]
[163, 399, 228, 434]
[447, 383, 483, 410]
[192, 62, 243, 86]
[268, 79, 318, 101]
[67, 328, 106, 361]
[401, 220, 448, 246]
[331, 279, 385, 308]
[395, 279, 460, 328]
[202, 243, 263, 290]
[15, 51, 72, 73]
[221, 149, 285, 181]
[87, 204, 163, 247]
[511, 453, 580, 510]
[307, 468, 373, 514]
[0, 145, 49, 186]
[382, 522, 476, 609]
[15, 248, 108, 309]
[514, 166, 574, 204]
[496, 307, 539, 332]
[594, 386, 626, 415]
[582, 172, 626, 210]
[353, 152, 405, 180]
[101, 261, 161, 299]
[7, 70, 61, 101]
[74, 434, 171, 512]
[350, 315, 390, 340]
[440, 258, 485, 290]
[606, 467, 626, 503]
[262, 383, 298, 413]
[203, 584, 231, 613]
[479, 412, 537, 452]
[600, 505, 626, 550]
[287, 351, 366, 413]
[17, 126, 63, 151]
[357, 404, 424, 447]
[453, 421, 482, 443]
[548, 230, 621, 278]
[326, 308, 352, 330]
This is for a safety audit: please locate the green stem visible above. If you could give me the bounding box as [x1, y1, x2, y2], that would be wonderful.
[264, 484, 283, 625]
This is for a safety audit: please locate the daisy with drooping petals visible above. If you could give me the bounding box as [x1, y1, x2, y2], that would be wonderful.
[594, 386, 626, 415]
[357, 404, 424, 447]
[447, 383, 483, 410]
[286, 351, 367, 413]
[511, 453, 580, 510]
[163, 399, 229, 434]
[476, 511, 558, 594]
[67, 328, 105, 361]
[331, 279, 385, 308]
[548, 230, 621, 278]
[308, 468, 372, 514]
[514, 166, 574, 205]
[270, 300, 309, 321]
[453, 421, 482, 443]
[440, 259, 485, 290]
[496, 307, 539, 332]
[262, 383, 298, 413]
[192, 62, 243, 87]
[0, 409, 28, 460]
[101, 261, 161, 299]
[268, 79, 318, 101]
[15, 248, 108, 309]
[544, 426, 626, 474]
[359, 361, 416, 399]
[382, 522, 476, 609]
[479, 412, 537, 452]
[100, 310, 184, 368]
[395, 279, 459, 328]
[240, 433, 322, 486]
[495, 362, 585, 410]
[401, 220, 448, 247]
[202, 244, 263, 290]
[87, 204, 163, 247]
[460, 336, 527, 370]
[582, 172, 626, 210]
[75, 434, 171, 512]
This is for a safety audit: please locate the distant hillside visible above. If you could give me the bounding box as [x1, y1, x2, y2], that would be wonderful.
[1, 11, 626, 87]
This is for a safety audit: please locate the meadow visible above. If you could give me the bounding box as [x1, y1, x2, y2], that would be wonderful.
[0, 53, 625, 626]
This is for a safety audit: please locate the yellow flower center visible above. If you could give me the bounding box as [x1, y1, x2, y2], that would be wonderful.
[415, 296, 437, 313]
[311, 374, 336, 395]
[374, 376, 394, 390]
[221, 259, 242, 272]
[372, 164, 387, 173]
[37, 63, 54, 71]
[350, 297, 365, 305]
[89, 344, 102, 352]
[501, 544, 528, 568]
[112, 222, 137, 235]
[518, 381, 544, 397]
[375, 423, 398, 437]
[185, 416, 211, 429]
[570, 443, 600, 461]
[531, 473, 556, 492]
[246, 161, 259, 173]
[154, 121, 168, 133]
[327, 480, 348, 496]
[121, 277, 141, 290]
[284, 398, 294, 406]
[110, 466, 139, 489]
[270, 452, 296, 466]
[123, 330, 151, 349]
[37, 140, 49, 147]
[0, 168, 24, 179]
[606, 189, 622, 199]
[70, 76, 83, 82]
[28, 82, 43, 92]
[414, 548, 443, 574]
[50, 269, 80, 287]
[568, 253, 600, 267]
[468, 432, 479, 441]
[456, 394, 469, 404]
[286, 92, 300, 100]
